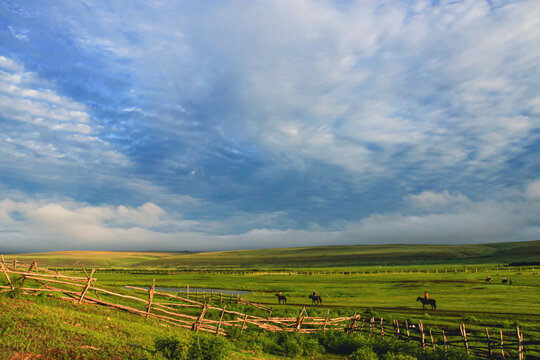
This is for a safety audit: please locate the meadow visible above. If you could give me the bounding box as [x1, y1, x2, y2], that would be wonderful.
[2, 241, 540, 359]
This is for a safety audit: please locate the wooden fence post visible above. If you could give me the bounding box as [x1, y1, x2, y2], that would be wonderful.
[369, 317, 375, 337]
[443, 330, 448, 354]
[146, 278, 155, 318]
[405, 320, 410, 337]
[419, 320, 425, 349]
[1, 255, 14, 290]
[192, 305, 208, 332]
[486, 328, 492, 359]
[295, 307, 306, 331]
[429, 330, 435, 350]
[322, 309, 330, 332]
[240, 313, 248, 333]
[20, 260, 37, 288]
[186, 284, 189, 299]
[347, 312, 357, 334]
[13, 257, 17, 271]
[78, 269, 96, 304]
[460, 323, 469, 355]
[380, 317, 384, 339]
[216, 305, 226, 336]
[516, 327, 524, 360]
[500, 330, 505, 358]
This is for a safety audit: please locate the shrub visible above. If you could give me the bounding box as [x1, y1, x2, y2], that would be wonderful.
[187, 335, 230, 360]
[349, 346, 378, 360]
[155, 334, 229, 360]
[154, 334, 189, 360]
[253, 331, 323, 358]
[315, 330, 365, 354]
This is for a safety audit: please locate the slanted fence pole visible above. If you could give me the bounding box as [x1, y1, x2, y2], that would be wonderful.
[322, 309, 330, 332]
[419, 320, 425, 349]
[146, 278, 155, 318]
[295, 306, 306, 331]
[347, 312, 357, 334]
[216, 305, 226, 336]
[78, 269, 96, 304]
[20, 260, 37, 288]
[460, 323, 469, 355]
[443, 330, 448, 354]
[240, 314, 248, 333]
[192, 305, 208, 332]
[405, 320, 410, 337]
[500, 330, 505, 358]
[429, 330, 435, 350]
[517, 327, 524, 360]
[1, 255, 14, 290]
[486, 327, 492, 359]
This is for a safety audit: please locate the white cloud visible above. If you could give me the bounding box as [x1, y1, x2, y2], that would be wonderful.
[526, 179, 540, 200]
[2, 181, 540, 252]
[0, 62, 92, 133]
[406, 190, 470, 211]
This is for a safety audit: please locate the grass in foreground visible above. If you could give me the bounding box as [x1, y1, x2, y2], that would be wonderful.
[1, 291, 476, 360]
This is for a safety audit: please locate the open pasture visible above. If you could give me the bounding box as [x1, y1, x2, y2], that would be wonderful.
[91, 267, 540, 318]
[3, 242, 540, 358]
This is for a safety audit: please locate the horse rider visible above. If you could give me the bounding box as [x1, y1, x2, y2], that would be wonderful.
[424, 291, 429, 300]
[313, 290, 318, 297]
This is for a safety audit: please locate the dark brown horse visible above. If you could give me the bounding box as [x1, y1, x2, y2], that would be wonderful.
[275, 293, 287, 304]
[309, 294, 322, 305]
[416, 296, 436, 310]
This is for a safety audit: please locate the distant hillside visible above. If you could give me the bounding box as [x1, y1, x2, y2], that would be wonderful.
[6, 240, 540, 269]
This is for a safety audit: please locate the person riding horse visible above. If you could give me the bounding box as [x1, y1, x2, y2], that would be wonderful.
[308, 291, 322, 305]
[416, 296, 436, 310]
[275, 292, 287, 304]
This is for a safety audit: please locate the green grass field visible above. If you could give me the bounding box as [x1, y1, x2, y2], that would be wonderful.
[2, 240, 540, 359]
[10, 240, 540, 269]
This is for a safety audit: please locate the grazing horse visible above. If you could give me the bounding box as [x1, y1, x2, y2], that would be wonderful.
[275, 293, 287, 304]
[309, 294, 322, 305]
[502, 278, 508, 284]
[416, 296, 436, 310]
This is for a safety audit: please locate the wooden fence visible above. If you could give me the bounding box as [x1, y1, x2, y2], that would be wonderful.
[1, 257, 538, 359]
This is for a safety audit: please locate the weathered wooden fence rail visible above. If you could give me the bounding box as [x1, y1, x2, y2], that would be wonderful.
[1, 257, 538, 359]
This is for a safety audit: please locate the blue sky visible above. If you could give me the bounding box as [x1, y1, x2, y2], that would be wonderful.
[1, 0, 539, 252]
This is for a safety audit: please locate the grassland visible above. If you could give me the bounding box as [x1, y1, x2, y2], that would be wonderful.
[2, 240, 540, 359]
[5, 240, 540, 270]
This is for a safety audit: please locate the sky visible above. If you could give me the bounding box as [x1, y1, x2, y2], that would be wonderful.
[0, 0, 539, 252]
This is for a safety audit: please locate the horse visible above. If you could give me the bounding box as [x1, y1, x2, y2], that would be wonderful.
[416, 296, 436, 310]
[502, 278, 508, 284]
[275, 293, 287, 304]
[485, 277, 492, 283]
[308, 294, 322, 305]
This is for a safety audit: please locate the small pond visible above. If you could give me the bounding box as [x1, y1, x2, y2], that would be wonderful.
[126, 286, 251, 295]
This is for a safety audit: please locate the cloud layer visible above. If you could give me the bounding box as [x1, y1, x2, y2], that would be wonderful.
[0, 0, 539, 251]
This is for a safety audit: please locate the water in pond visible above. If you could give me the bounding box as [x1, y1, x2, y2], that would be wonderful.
[127, 286, 250, 295]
